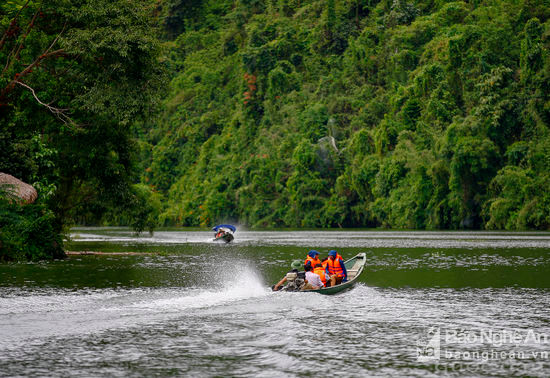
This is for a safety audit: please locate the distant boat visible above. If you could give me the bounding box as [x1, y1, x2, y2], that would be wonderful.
[212, 224, 236, 243]
[273, 253, 367, 295]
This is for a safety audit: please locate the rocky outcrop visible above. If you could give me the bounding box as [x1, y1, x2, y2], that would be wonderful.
[0, 173, 38, 204]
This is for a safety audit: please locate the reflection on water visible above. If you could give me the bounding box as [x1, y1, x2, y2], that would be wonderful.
[1, 229, 549, 377]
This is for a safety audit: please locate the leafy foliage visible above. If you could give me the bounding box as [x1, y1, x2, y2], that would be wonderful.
[0, 0, 164, 260]
[3, 0, 549, 250]
[146, 0, 550, 230]
[0, 200, 64, 261]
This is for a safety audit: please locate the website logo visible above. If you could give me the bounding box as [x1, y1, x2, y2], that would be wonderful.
[417, 327, 440, 362]
[415, 327, 549, 374]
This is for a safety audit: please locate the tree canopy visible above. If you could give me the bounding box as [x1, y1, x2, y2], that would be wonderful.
[0, 0, 164, 260]
[145, 0, 550, 230]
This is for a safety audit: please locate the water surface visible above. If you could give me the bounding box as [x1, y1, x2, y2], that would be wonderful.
[1, 229, 549, 376]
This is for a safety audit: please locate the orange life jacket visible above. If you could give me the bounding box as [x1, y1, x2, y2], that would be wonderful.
[304, 256, 321, 270]
[326, 256, 344, 277]
[313, 266, 327, 285]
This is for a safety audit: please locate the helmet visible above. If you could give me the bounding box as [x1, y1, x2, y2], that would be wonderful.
[291, 260, 302, 270]
[308, 250, 319, 258]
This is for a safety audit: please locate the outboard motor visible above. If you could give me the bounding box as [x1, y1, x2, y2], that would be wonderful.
[282, 270, 305, 292]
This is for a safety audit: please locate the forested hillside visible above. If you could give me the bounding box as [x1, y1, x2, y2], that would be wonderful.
[147, 0, 550, 229]
[2, 0, 550, 261]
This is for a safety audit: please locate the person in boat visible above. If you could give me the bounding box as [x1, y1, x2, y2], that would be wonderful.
[320, 257, 332, 286]
[302, 264, 323, 290]
[313, 263, 328, 287]
[273, 269, 295, 291]
[304, 250, 321, 271]
[326, 250, 347, 286]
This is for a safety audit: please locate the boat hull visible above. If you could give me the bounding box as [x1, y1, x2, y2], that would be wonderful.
[214, 233, 234, 243]
[309, 276, 358, 295]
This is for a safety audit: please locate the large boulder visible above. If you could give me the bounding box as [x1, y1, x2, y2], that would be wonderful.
[0, 173, 38, 204]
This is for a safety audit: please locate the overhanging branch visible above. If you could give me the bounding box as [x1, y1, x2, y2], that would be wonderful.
[14, 80, 74, 125]
[0, 48, 65, 98]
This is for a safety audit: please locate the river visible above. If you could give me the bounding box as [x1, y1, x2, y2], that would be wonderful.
[1, 229, 549, 376]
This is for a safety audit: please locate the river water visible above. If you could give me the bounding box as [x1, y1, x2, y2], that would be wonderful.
[1, 229, 550, 377]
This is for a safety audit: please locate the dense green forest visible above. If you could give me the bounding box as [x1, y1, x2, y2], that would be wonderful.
[1, 0, 549, 259]
[148, 0, 550, 230]
[0, 0, 163, 260]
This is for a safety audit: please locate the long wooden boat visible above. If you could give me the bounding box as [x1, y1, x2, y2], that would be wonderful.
[310, 253, 367, 295]
[274, 253, 367, 295]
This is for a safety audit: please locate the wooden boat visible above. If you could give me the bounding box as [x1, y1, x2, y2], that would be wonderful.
[310, 253, 366, 295]
[274, 253, 367, 295]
